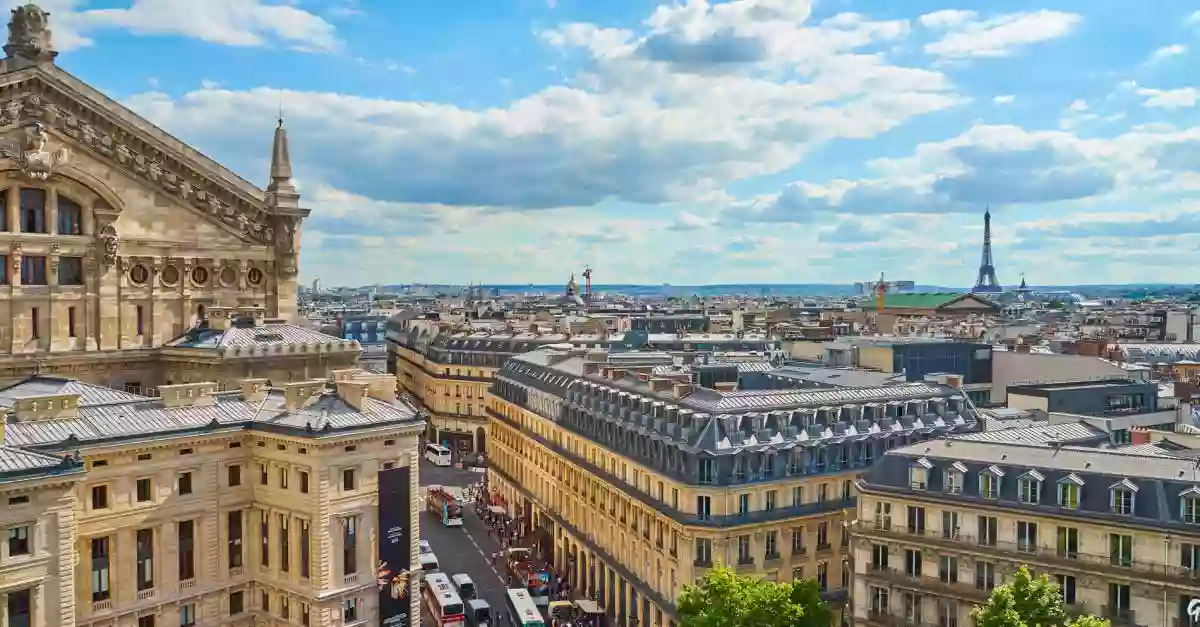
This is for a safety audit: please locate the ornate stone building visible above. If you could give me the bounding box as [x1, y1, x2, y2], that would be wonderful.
[0, 367, 424, 627]
[0, 5, 343, 389]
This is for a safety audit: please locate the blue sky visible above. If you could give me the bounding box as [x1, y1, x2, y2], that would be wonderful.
[38, 0, 1200, 286]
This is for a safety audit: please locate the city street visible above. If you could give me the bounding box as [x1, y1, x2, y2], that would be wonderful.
[418, 463, 512, 623]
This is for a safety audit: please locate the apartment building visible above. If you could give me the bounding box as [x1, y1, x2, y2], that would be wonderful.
[0, 368, 423, 627]
[487, 346, 982, 627]
[853, 439, 1200, 627]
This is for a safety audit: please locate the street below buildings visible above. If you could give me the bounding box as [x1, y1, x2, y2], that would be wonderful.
[418, 463, 513, 625]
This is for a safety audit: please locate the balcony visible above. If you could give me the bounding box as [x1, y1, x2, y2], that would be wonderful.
[765, 552, 782, 566]
[136, 588, 155, 601]
[1102, 606, 1135, 627]
[179, 579, 196, 592]
[693, 559, 713, 569]
[91, 600, 112, 614]
[861, 565, 989, 602]
[230, 566, 244, 577]
[856, 524, 1200, 586]
[344, 573, 359, 586]
[816, 542, 833, 555]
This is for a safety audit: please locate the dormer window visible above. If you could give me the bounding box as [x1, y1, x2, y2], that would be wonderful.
[909, 458, 932, 490]
[979, 465, 1004, 499]
[1180, 487, 1200, 523]
[1057, 474, 1084, 509]
[944, 462, 966, 494]
[1017, 470, 1044, 505]
[1110, 479, 1137, 515]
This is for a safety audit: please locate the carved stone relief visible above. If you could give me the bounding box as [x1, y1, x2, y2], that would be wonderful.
[99, 224, 118, 267]
[3, 90, 276, 244]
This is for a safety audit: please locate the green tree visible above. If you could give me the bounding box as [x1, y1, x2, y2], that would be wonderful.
[677, 566, 832, 627]
[971, 567, 1109, 627]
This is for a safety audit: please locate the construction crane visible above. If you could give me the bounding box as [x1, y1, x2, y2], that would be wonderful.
[582, 266, 594, 302]
[874, 272, 894, 311]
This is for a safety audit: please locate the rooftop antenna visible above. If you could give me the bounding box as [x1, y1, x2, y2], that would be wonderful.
[277, 95, 284, 128]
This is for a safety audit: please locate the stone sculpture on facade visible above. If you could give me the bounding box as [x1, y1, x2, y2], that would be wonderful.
[99, 225, 119, 267]
[4, 3, 55, 63]
[1, 120, 68, 180]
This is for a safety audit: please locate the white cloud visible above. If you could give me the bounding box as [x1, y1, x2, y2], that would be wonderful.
[992, 94, 1015, 105]
[724, 122, 1200, 224]
[1187, 11, 1200, 26]
[918, 10, 977, 30]
[18, 0, 340, 52]
[667, 211, 714, 231]
[921, 10, 1082, 59]
[1146, 44, 1187, 64]
[126, 0, 962, 212]
[1137, 87, 1199, 109]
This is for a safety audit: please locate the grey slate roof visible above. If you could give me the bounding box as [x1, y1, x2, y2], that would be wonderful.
[165, 323, 358, 351]
[861, 438, 1200, 531]
[0, 377, 151, 407]
[952, 421, 1107, 446]
[0, 382, 421, 451]
[683, 382, 957, 412]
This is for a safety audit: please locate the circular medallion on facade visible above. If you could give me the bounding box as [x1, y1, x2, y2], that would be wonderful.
[247, 267, 264, 286]
[191, 266, 209, 286]
[129, 264, 149, 285]
[161, 264, 180, 286]
[219, 265, 238, 287]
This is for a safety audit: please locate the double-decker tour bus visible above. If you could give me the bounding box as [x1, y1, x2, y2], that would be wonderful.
[426, 486, 465, 527]
[505, 588, 546, 627]
[423, 573, 467, 627]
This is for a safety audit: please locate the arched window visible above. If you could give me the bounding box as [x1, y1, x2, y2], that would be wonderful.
[58, 196, 82, 234]
[19, 188, 46, 233]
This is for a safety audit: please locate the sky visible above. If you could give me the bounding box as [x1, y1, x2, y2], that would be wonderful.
[27, 0, 1200, 287]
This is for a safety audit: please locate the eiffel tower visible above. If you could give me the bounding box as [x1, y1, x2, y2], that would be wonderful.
[971, 208, 1003, 294]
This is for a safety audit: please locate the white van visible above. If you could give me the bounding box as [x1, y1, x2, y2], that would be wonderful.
[451, 573, 477, 600]
[418, 552, 440, 572]
[424, 443, 452, 466]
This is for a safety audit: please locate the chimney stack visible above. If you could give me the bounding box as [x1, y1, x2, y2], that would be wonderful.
[281, 381, 326, 413]
[158, 382, 218, 408]
[336, 380, 369, 411]
[239, 378, 269, 403]
[12, 393, 79, 422]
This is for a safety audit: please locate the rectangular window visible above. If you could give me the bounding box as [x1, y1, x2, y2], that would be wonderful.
[941, 511, 960, 539]
[228, 510, 243, 569]
[7, 526, 29, 556]
[1017, 521, 1038, 553]
[1056, 527, 1079, 559]
[300, 520, 311, 578]
[259, 464, 268, 485]
[178, 472, 192, 495]
[279, 468, 289, 489]
[791, 527, 805, 554]
[1059, 482, 1080, 509]
[91, 485, 109, 509]
[19, 189, 45, 233]
[30, 307, 38, 340]
[67, 306, 76, 337]
[1109, 534, 1133, 567]
[179, 604, 196, 627]
[906, 506, 926, 534]
[1056, 575, 1077, 605]
[20, 256, 45, 285]
[91, 536, 111, 601]
[343, 516, 358, 575]
[228, 465, 241, 487]
[904, 549, 922, 577]
[299, 471, 309, 494]
[696, 496, 711, 521]
[977, 516, 997, 547]
[342, 468, 357, 491]
[57, 197, 83, 235]
[229, 591, 244, 616]
[136, 528, 154, 591]
[7, 589, 29, 627]
[136, 478, 152, 502]
[939, 556, 958, 583]
[178, 520, 195, 581]
[58, 257, 84, 285]
[260, 511, 270, 568]
[136, 305, 145, 336]
[738, 494, 750, 515]
[280, 515, 290, 573]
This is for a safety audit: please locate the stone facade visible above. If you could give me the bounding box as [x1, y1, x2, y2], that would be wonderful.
[0, 369, 425, 627]
[0, 5, 314, 390]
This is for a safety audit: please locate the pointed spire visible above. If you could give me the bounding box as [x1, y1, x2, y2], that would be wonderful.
[265, 117, 299, 209]
[268, 118, 293, 190]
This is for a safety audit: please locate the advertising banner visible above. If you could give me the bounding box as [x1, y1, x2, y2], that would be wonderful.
[377, 465, 412, 627]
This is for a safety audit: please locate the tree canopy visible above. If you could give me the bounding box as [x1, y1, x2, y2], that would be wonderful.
[677, 566, 832, 627]
[971, 567, 1110, 627]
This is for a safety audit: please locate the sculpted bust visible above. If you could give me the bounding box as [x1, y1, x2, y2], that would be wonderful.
[4, 4, 56, 63]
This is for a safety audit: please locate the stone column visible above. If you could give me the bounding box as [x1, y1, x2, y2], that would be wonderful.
[32, 585, 42, 627]
[6, 187, 17, 233]
[9, 245, 23, 354]
[46, 187, 57, 235]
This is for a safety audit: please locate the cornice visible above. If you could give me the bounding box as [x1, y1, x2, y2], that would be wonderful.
[0, 71, 293, 246]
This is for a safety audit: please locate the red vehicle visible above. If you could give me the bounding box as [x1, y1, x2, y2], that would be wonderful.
[426, 486, 464, 527]
[505, 548, 552, 607]
[422, 572, 467, 627]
